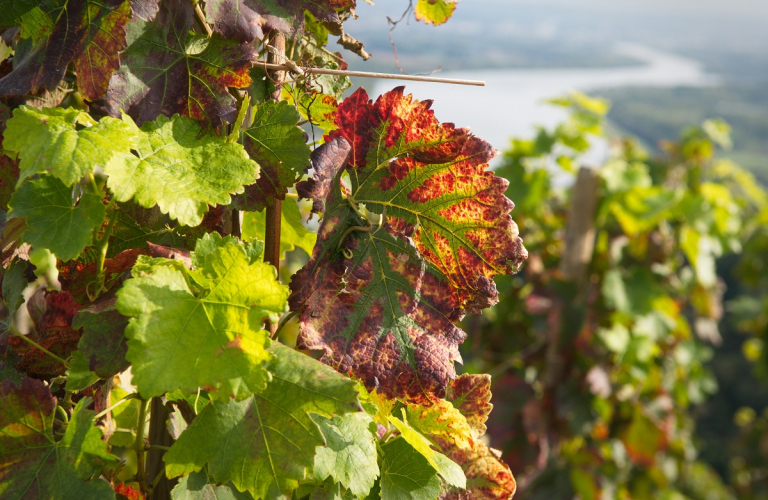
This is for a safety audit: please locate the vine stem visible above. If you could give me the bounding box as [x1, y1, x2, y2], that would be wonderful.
[8, 326, 69, 367]
[134, 398, 151, 494]
[91, 202, 119, 301]
[264, 30, 287, 336]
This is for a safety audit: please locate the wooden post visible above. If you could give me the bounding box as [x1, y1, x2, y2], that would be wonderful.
[559, 167, 600, 285]
[264, 32, 286, 336]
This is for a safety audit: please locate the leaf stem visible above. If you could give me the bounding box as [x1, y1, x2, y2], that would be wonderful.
[55, 404, 70, 424]
[134, 397, 151, 494]
[94, 392, 141, 420]
[90, 202, 120, 301]
[192, 1, 213, 36]
[227, 93, 251, 143]
[272, 310, 298, 339]
[147, 444, 171, 451]
[8, 326, 69, 368]
[88, 173, 101, 196]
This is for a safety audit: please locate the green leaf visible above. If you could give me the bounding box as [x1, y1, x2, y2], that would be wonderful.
[284, 89, 339, 132]
[171, 469, 252, 500]
[379, 437, 440, 500]
[0, 1, 131, 101]
[191, 231, 263, 269]
[3, 105, 136, 187]
[101, 0, 256, 128]
[312, 412, 379, 497]
[388, 412, 465, 488]
[164, 343, 361, 500]
[414, 0, 457, 26]
[0, 0, 37, 31]
[0, 378, 117, 500]
[108, 384, 141, 447]
[2, 258, 28, 316]
[242, 199, 316, 259]
[105, 114, 259, 227]
[65, 351, 100, 392]
[230, 100, 310, 212]
[290, 87, 527, 403]
[116, 241, 288, 399]
[8, 176, 106, 261]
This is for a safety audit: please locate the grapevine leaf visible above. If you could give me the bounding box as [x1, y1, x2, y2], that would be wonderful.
[0, 0, 37, 31]
[445, 374, 492, 438]
[171, 469, 252, 500]
[3, 105, 137, 187]
[104, 114, 259, 227]
[380, 437, 441, 500]
[2, 258, 28, 316]
[290, 87, 527, 403]
[116, 241, 288, 400]
[8, 176, 106, 261]
[102, 0, 257, 128]
[414, 0, 457, 26]
[0, 0, 130, 100]
[293, 37, 351, 100]
[388, 412, 465, 488]
[191, 232, 263, 268]
[242, 199, 316, 259]
[404, 399, 473, 450]
[296, 136, 351, 216]
[0, 379, 118, 500]
[309, 480, 344, 500]
[435, 440, 516, 500]
[284, 89, 339, 132]
[230, 101, 310, 212]
[312, 412, 379, 497]
[164, 342, 360, 500]
[204, 0, 265, 43]
[130, 0, 159, 21]
[108, 385, 140, 447]
[72, 302, 130, 379]
[622, 411, 668, 466]
[65, 351, 100, 392]
[211, 0, 356, 36]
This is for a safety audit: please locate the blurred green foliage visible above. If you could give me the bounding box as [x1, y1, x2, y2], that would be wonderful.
[462, 91, 768, 500]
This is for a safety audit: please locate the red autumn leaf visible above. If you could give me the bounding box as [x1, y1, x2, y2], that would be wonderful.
[100, 0, 257, 128]
[0, 0, 131, 101]
[290, 87, 527, 404]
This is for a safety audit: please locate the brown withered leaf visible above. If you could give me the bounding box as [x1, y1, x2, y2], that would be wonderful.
[290, 87, 527, 404]
[296, 136, 351, 216]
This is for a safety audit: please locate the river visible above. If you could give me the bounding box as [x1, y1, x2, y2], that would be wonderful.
[367, 43, 720, 162]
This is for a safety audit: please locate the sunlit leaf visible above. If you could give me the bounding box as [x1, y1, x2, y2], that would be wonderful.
[164, 343, 360, 499]
[116, 240, 288, 400]
[290, 87, 527, 403]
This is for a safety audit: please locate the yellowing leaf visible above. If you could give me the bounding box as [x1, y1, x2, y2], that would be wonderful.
[405, 399, 473, 450]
